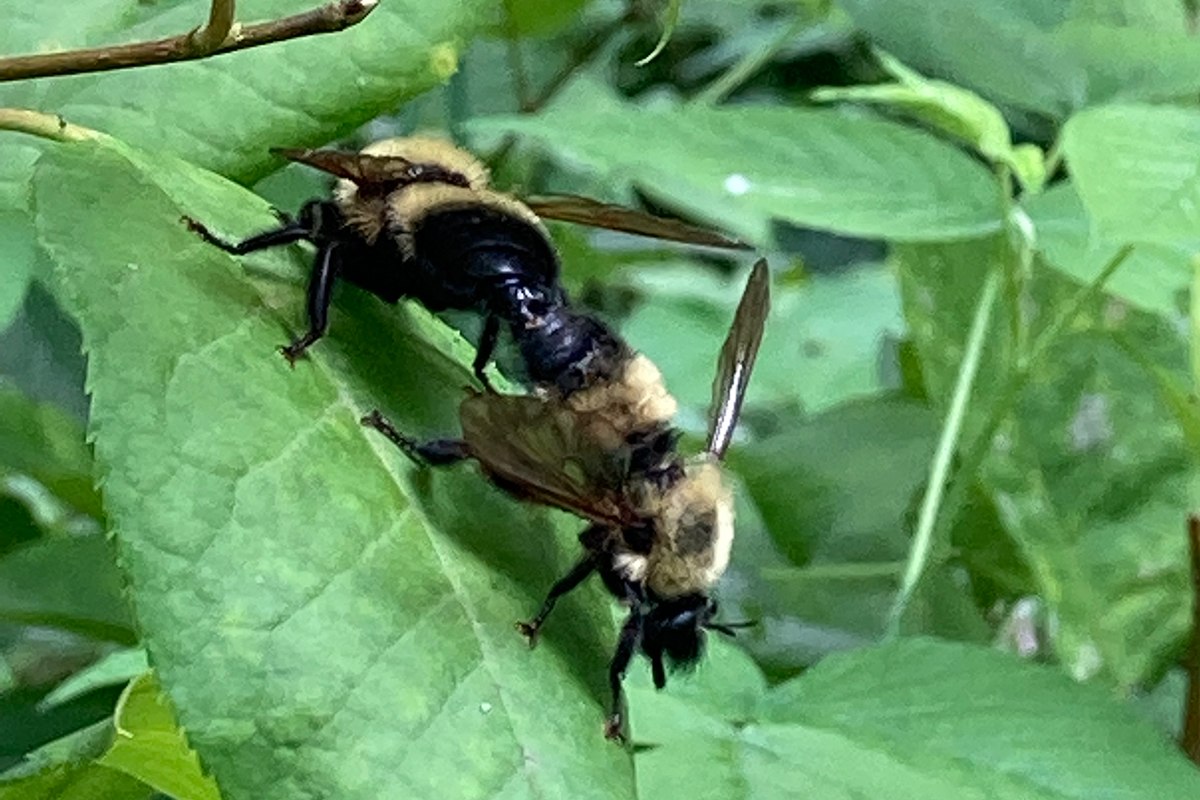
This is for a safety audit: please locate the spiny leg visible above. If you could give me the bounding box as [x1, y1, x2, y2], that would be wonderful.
[280, 242, 340, 366]
[471, 315, 501, 391]
[605, 613, 643, 742]
[515, 557, 597, 645]
[183, 213, 312, 254]
[360, 410, 470, 466]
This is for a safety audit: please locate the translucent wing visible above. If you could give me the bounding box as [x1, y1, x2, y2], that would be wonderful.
[459, 392, 642, 528]
[707, 259, 770, 459]
[525, 194, 749, 250]
[271, 148, 471, 189]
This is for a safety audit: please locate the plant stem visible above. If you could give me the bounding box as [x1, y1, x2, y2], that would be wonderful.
[887, 242, 1136, 633]
[694, 13, 810, 105]
[0, 0, 378, 82]
[887, 268, 1001, 635]
[0, 108, 98, 141]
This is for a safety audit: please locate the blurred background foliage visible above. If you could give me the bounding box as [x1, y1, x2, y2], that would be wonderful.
[2, 0, 1200, 797]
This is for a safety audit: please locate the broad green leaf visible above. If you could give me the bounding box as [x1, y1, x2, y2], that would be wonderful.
[0, 722, 152, 800]
[628, 637, 1200, 799]
[1063, 104, 1200, 247]
[0, 211, 34, 329]
[623, 262, 904, 420]
[0, 283, 89, 422]
[731, 397, 937, 566]
[98, 673, 221, 800]
[39, 649, 150, 710]
[719, 397, 989, 672]
[812, 51, 1046, 192]
[0, 0, 493, 182]
[0, 382, 101, 519]
[897, 236, 1195, 689]
[472, 86, 1004, 243]
[0, 144, 40, 328]
[1026, 181, 1190, 319]
[499, 0, 591, 38]
[0, 534, 134, 643]
[1052, 23, 1200, 107]
[841, 0, 1200, 119]
[35, 137, 635, 799]
[838, 0, 1086, 119]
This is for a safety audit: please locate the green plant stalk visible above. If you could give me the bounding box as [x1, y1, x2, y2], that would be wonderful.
[887, 268, 1000, 636]
[694, 13, 811, 106]
[888, 243, 1136, 633]
[1192, 254, 1200, 399]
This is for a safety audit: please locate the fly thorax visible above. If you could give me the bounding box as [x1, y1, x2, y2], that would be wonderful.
[645, 460, 734, 598]
[334, 180, 391, 244]
[565, 354, 678, 451]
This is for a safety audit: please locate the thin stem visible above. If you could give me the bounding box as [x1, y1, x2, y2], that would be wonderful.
[887, 269, 1001, 635]
[888, 242, 1136, 633]
[189, 0, 237, 52]
[0, 0, 378, 83]
[1183, 514, 1200, 765]
[522, 11, 632, 113]
[1025, 244, 1134, 368]
[1191, 255, 1200, 396]
[0, 108, 98, 141]
[694, 13, 809, 106]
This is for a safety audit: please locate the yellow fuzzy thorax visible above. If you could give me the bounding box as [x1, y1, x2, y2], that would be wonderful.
[564, 354, 678, 452]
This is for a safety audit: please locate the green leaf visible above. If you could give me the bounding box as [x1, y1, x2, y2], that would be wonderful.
[897, 236, 1195, 689]
[731, 397, 937, 566]
[813, 51, 1046, 192]
[0, 0, 493, 181]
[840, 0, 1200, 119]
[0, 143, 40, 328]
[499, 0, 590, 38]
[0, 722, 152, 800]
[628, 637, 1200, 799]
[1063, 104, 1200, 247]
[98, 673, 221, 800]
[1026, 181, 1190, 319]
[0, 534, 134, 643]
[472, 85, 1004, 243]
[34, 137, 635, 798]
[623, 262, 904, 420]
[0, 284, 90, 423]
[838, 0, 1086, 119]
[0, 381, 101, 519]
[39, 649, 150, 710]
[0, 211, 34, 330]
[718, 396, 989, 670]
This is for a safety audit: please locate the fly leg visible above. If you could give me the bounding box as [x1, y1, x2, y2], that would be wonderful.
[604, 613, 643, 742]
[184, 201, 346, 365]
[361, 410, 470, 466]
[182, 199, 335, 254]
[471, 315, 501, 391]
[515, 557, 597, 645]
[280, 241, 340, 366]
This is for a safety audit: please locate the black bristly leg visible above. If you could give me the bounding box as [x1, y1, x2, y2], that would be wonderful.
[360, 410, 470, 466]
[183, 215, 313, 254]
[650, 651, 667, 690]
[472, 315, 501, 391]
[604, 613, 643, 742]
[515, 557, 597, 645]
[280, 242, 340, 366]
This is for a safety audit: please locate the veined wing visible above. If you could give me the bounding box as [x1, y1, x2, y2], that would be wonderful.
[525, 194, 748, 250]
[459, 392, 642, 528]
[271, 148, 472, 189]
[707, 259, 770, 459]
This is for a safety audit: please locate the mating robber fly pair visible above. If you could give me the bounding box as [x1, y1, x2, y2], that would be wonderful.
[185, 137, 770, 740]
